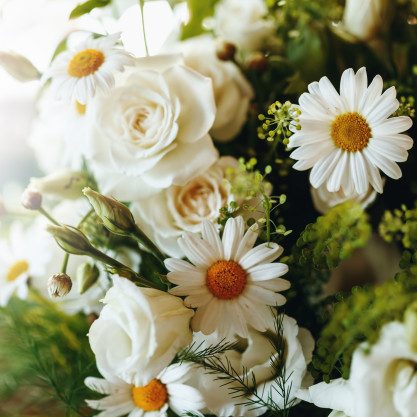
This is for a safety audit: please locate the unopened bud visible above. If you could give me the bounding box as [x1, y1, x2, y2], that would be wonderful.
[21, 188, 42, 210]
[47, 224, 94, 256]
[216, 42, 237, 61]
[83, 187, 136, 235]
[247, 53, 268, 71]
[47, 273, 72, 298]
[29, 170, 88, 200]
[405, 302, 417, 353]
[77, 263, 100, 294]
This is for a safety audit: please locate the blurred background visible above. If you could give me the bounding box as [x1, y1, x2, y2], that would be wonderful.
[0, 0, 181, 196]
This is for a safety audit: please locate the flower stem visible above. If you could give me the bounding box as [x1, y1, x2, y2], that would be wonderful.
[38, 207, 60, 226]
[139, 0, 149, 56]
[131, 224, 166, 265]
[61, 253, 69, 273]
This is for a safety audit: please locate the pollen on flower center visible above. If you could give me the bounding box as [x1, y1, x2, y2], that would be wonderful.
[67, 49, 105, 78]
[331, 112, 372, 152]
[206, 260, 247, 300]
[6, 259, 29, 282]
[131, 379, 168, 411]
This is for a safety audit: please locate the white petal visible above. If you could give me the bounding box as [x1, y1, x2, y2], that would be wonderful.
[359, 75, 383, 114]
[340, 68, 356, 111]
[239, 242, 283, 270]
[201, 221, 223, 259]
[309, 149, 341, 189]
[222, 217, 245, 261]
[350, 152, 368, 195]
[248, 263, 289, 281]
[235, 224, 259, 261]
[245, 285, 287, 306]
[372, 116, 413, 136]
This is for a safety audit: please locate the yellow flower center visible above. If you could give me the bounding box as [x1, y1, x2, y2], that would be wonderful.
[131, 379, 168, 411]
[67, 49, 105, 78]
[331, 112, 372, 152]
[75, 101, 86, 115]
[206, 260, 247, 300]
[6, 260, 29, 282]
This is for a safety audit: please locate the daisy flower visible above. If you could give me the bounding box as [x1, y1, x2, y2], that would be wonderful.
[288, 67, 413, 195]
[164, 216, 290, 339]
[46, 33, 133, 104]
[0, 221, 52, 307]
[85, 363, 204, 417]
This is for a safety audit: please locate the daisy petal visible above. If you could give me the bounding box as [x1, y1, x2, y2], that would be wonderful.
[222, 217, 245, 261]
[239, 242, 283, 270]
[247, 263, 289, 281]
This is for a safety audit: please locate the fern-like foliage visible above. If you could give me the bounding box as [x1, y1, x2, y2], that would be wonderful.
[0, 292, 99, 416]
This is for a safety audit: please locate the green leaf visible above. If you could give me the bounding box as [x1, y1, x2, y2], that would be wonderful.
[180, 0, 220, 40]
[69, 0, 112, 19]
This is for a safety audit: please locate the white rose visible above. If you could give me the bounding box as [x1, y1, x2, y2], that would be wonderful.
[298, 321, 417, 417]
[193, 315, 314, 417]
[85, 54, 218, 200]
[179, 36, 254, 142]
[213, 0, 275, 52]
[132, 156, 236, 257]
[88, 276, 194, 386]
[343, 0, 392, 41]
[311, 184, 378, 214]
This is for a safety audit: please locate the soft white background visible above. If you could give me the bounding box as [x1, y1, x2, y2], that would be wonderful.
[0, 0, 182, 189]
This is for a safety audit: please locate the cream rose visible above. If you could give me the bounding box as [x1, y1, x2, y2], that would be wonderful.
[179, 36, 254, 142]
[212, 0, 275, 52]
[343, 0, 392, 42]
[298, 321, 417, 417]
[132, 157, 237, 257]
[88, 276, 194, 386]
[311, 184, 378, 214]
[192, 315, 314, 417]
[85, 55, 218, 200]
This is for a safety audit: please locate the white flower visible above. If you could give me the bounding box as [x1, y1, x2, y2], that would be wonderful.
[46, 33, 133, 104]
[192, 315, 314, 417]
[132, 157, 237, 257]
[85, 362, 204, 417]
[289, 67, 413, 196]
[88, 276, 194, 386]
[164, 216, 290, 339]
[179, 36, 254, 142]
[0, 221, 52, 306]
[311, 183, 378, 214]
[86, 55, 218, 200]
[212, 0, 275, 52]
[298, 321, 417, 417]
[343, 0, 392, 41]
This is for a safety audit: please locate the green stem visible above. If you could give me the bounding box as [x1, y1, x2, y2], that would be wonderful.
[131, 225, 166, 265]
[61, 253, 69, 273]
[38, 207, 60, 226]
[139, 0, 149, 56]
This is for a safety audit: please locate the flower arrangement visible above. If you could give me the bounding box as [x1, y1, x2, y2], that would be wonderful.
[1, 0, 417, 416]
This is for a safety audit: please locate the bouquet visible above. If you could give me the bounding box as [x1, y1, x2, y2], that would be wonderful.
[1, 0, 417, 416]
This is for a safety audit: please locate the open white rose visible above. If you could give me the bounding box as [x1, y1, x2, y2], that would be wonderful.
[88, 276, 194, 386]
[212, 0, 275, 52]
[179, 36, 254, 142]
[192, 315, 314, 417]
[298, 321, 417, 417]
[132, 156, 237, 257]
[85, 55, 218, 200]
[311, 184, 378, 214]
[343, 0, 392, 41]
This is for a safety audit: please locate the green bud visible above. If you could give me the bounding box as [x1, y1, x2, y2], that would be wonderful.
[405, 302, 417, 353]
[47, 224, 94, 256]
[83, 187, 136, 235]
[77, 263, 100, 294]
[29, 170, 88, 200]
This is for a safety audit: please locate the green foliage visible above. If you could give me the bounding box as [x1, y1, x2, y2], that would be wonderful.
[180, 0, 220, 40]
[0, 292, 98, 416]
[69, 0, 112, 19]
[313, 274, 417, 382]
[393, 96, 416, 118]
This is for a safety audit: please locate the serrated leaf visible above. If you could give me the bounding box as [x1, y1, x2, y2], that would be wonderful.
[69, 0, 112, 19]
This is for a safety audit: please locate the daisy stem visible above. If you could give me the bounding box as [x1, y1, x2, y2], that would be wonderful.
[37, 207, 60, 226]
[139, 0, 149, 56]
[61, 253, 69, 274]
[131, 224, 166, 265]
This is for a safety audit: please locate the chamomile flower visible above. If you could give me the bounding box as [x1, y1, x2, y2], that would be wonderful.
[46, 33, 133, 104]
[85, 363, 204, 417]
[164, 216, 290, 339]
[289, 67, 413, 196]
[0, 221, 51, 307]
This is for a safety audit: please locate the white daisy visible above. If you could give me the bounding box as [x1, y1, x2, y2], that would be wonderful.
[289, 67, 413, 195]
[164, 216, 290, 339]
[85, 363, 205, 417]
[0, 221, 52, 307]
[46, 33, 133, 104]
